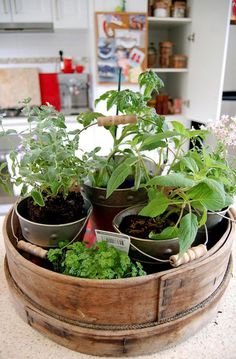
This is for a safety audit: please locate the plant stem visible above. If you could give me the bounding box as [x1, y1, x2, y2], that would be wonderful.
[174, 204, 185, 228]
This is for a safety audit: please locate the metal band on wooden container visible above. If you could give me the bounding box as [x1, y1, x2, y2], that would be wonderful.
[97, 115, 137, 126]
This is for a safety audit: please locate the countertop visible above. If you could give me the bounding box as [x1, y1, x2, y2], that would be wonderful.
[0, 215, 236, 359]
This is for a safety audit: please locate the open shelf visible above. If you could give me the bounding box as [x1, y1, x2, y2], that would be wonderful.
[148, 68, 188, 73]
[148, 17, 192, 29]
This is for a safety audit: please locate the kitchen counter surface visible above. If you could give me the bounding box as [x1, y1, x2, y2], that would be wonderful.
[0, 215, 236, 359]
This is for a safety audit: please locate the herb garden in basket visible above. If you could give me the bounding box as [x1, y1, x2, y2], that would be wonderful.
[1, 70, 236, 356]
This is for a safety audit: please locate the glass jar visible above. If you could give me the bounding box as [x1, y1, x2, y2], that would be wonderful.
[171, 1, 186, 18]
[170, 54, 187, 68]
[159, 41, 173, 68]
[154, 2, 169, 18]
[148, 42, 157, 68]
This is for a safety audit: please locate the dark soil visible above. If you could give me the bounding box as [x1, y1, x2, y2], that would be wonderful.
[119, 213, 178, 239]
[26, 191, 86, 225]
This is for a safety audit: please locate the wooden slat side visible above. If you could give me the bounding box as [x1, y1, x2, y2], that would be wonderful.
[158, 221, 235, 320]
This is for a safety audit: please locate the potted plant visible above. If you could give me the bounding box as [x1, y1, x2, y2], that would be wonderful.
[0, 99, 92, 247]
[113, 117, 236, 262]
[72, 70, 168, 230]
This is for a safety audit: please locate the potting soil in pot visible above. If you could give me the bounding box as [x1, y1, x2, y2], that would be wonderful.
[119, 213, 178, 239]
[26, 192, 86, 224]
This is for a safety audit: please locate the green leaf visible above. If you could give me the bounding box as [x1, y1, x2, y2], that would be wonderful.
[20, 184, 28, 197]
[198, 207, 207, 227]
[171, 121, 186, 135]
[204, 178, 225, 211]
[149, 226, 179, 240]
[187, 180, 225, 211]
[139, 191, 169, 217]
[50, 181, 61, 196]
[31, 190, 45, 206]
[147, 173, 195, 187]
[180, 157, 199, 173]
[147, 188, 157, 201]
[106, 157, 137, 198]
[107, 92, 118, 110]
[140, 131, 178, 151]
[178, 213, 198, 256]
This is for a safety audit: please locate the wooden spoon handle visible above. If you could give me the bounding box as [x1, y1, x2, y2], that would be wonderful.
[169, 244, 207, 267]
[97, 115, 137, 126]
[17, 240, 48, 259]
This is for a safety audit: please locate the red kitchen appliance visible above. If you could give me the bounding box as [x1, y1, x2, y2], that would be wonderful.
[39, 73, 61, 111]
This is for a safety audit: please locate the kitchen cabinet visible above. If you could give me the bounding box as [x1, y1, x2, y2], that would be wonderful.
[148, 0, 231, 123]
[52, 0, 88, 29]
[0, 0, 11, 22]
[0, 0, 52, 23]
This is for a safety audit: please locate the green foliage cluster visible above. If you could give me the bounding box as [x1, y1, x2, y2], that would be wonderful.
[139, 122, 236, 255]
[0, 70, 235, 257]
[74, 70, 168, 193]
[0, 99, 86, 206]
[47, 241, 146, 279]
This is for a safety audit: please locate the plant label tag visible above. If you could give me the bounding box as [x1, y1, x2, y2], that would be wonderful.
[95, 230, 130, 254]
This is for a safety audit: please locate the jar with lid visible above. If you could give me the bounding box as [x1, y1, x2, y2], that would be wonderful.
[159, 41, 173, 68]
[148, 42, 157, 68]
[170, 54, 187, 68]
[171, 1, 186, 18]
[154, 2, 169, 18]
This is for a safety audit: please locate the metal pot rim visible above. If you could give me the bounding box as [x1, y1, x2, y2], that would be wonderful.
[82, 182, 140, 193]
[15, 197, 92, 228]
[112, 204, 179, 243]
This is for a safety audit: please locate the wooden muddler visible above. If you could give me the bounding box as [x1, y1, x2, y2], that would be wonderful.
[17, 240, 48, 259]
[169, 244, 207, 267]
[97, 115, 137, 126]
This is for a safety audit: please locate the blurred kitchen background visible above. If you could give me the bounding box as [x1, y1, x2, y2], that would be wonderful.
[0, 0, 235, 214]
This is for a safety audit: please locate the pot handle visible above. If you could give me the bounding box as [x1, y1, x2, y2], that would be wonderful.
[169, 244, 207, 267]
[97, 115, 137, 126]
[130, 242, 169, 263]
[130, 242, 208, 267]
[17, 240, 48, 259]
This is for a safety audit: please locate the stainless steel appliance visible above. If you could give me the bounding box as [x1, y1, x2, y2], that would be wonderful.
[58, 73, 89, 115]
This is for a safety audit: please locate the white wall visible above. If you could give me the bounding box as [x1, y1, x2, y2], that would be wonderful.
[223, 25, 236, 91]
[0, 29, 89, 62]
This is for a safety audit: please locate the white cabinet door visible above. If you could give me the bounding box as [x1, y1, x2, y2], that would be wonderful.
[0, 0, 12, 22]
[10, 0, 52, 22]
[53, 0, 88, 29]
[185, 0, 231, 123]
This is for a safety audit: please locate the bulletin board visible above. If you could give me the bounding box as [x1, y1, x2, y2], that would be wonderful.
[95, 12, 147, 84]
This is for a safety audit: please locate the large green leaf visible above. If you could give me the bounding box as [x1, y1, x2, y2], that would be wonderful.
[148, 173, 195, 187]
[139, 191, 169, 217]
[149, 226, 179, 240]
[106, 158, 137, 198]
[178, 213, 198, 256]
[187, 180, 225, 211]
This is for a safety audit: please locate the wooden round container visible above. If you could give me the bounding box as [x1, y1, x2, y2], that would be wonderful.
[3, 208, 236, 356]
